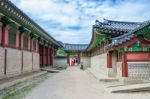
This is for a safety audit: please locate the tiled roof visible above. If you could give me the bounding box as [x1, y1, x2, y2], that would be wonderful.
[95, 19, 141, 32]
[106, 20, 150, 49]
[63, 43, 88, 52]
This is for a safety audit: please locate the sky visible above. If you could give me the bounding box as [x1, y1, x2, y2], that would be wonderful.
[11, 0, 150, 44]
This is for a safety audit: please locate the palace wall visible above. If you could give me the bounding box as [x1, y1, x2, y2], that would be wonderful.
[0, 46, 40, 79]
[6, 48, 22, 77]
[0, 47, 5, 79]
[53, 57, 67, 67]
[80, 57, 90, 68]
[33, 53, 40, 71]
[23, 51, 33, 73]
[90, 53, 108, 76]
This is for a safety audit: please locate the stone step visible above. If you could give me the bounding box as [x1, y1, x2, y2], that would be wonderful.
[41, 68, 60, 73]
[100, 78, 118, 82]
[106, 82, 150, 93]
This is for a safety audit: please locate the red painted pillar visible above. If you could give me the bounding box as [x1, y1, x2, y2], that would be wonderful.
[16, 31, 19, 48]
[2, 26, 9, 47]
[45, 47, 48, 66]
[28, 36, 31, 51]
[50, 48, 53, 66]
[43, 45, 45, 66]
[36, 41, 39, 53]
[49, 48, 52, 65]
[19, 33, 24, 50]
[47, 48, 50, 66]
[107, 51, 112, 68]
[78, 52, 81, 64]
[67, 52, 70, 65]
[39, 44, 43, 66]
[122, 52, 128, 77]
[0, 26, 2, 45]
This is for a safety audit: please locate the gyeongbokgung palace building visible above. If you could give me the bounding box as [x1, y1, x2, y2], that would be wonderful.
[87, 19, 150, 83]
[0, 0, 149, 84]
[0, 0, 62, 79]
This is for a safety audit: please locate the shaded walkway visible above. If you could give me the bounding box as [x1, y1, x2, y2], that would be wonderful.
[24, 67, 150, 99]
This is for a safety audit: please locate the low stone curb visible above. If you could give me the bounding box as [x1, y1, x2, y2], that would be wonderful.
[0, 71, 47, 91]
[106, 82, 150, 93]
[41, 68, 60, 73]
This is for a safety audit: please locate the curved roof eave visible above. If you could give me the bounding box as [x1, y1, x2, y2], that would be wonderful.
[86, 25, 95, 51]
[0, 0, 61, 48]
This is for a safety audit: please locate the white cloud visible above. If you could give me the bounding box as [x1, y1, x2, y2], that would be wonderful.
[11, 0, 150, 44]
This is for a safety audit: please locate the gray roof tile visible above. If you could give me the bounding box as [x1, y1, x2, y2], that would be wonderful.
[106, 20, 150, 49]
[63, 43, 88, 52]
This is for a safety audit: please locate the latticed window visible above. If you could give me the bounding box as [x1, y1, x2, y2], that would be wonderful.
[8, 27, 16, 46]
[33, 40, 36, 51]
[23, 35, 28, 49]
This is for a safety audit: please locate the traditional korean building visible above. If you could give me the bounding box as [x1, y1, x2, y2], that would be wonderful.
[87, 19, 150, 83]
[0, 0, 62, 79]
[63, 43, 90, 67]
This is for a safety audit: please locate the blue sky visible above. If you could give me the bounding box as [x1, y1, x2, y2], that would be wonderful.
[11, 0, 150, 44]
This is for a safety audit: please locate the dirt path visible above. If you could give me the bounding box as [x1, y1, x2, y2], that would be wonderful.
[24, 67, 150, 99]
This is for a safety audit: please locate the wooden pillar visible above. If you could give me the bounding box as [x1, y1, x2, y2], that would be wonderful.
[49, 48, 52, 65]
[78, 52, 81, 64]
[30, 38, 33, 51]
[0, 25, 2, 45]
[2, 26, 9, 47]
[16, 31, 19, 48]
[39, 44, 43, 66]
[122, 52, 128, 77]
[67, 52, 70, 65]
[28, 36, 31, 51]
[43, 45, 45, 66]
[45, 46, 48, 66]
[107, 51, 112, 68]
[19, 33, 24, 50]
[47, 48, 50, 66]
[36, 41, 39, 53]
[50, 48, 53, 66]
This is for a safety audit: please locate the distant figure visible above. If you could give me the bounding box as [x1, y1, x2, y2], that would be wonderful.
[76, 58, 78, 63]
[71, 59, 75, 66]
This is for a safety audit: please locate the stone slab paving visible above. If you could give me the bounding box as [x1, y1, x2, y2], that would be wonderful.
[24, 67, 150, 99]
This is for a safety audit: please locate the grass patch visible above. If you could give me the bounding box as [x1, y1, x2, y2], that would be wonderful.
[0, 73, 49, 99]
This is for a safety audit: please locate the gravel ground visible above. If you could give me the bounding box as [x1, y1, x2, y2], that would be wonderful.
[0, 73, 49, 99]
[23, 67, 150, 99]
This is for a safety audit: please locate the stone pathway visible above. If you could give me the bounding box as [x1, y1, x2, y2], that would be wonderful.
[24, 67, 150, 99]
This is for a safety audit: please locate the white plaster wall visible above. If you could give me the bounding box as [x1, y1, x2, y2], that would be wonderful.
[23, 51, 32, 73]
[90, 53, 107, 76]
[109, 53, 117, 77]
[116, 62, 122, 78]
[33, 52, 40, 71]
[53, 58, 67, 67]
[7, 48, 22, 77]
[0, 47, 4, 79]
[80, 57, 90, 68]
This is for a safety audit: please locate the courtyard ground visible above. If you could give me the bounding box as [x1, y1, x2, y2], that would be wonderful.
[23, 66, 150, 99]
